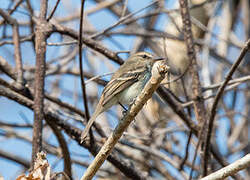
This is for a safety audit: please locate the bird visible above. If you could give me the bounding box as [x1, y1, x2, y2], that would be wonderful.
[81, 52, 165, 141]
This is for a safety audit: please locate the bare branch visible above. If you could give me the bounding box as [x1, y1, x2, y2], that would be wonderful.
[201, 154, 250, 180]
[32, 0, 48, 169]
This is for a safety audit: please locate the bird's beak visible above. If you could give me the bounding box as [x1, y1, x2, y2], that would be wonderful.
[153, 57, 165, 61]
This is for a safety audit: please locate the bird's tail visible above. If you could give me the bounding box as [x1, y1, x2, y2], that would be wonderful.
[80, 105, 103, 142]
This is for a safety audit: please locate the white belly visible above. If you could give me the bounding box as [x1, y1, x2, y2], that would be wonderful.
[117, 81, 143, 105]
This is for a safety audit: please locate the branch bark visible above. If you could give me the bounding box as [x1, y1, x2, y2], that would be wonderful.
[201, 154, 250, 180]
[32, 0, 48, 169]
[178, 0, 208, 175]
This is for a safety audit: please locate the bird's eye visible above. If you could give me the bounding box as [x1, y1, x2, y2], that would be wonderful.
[142, 54, 148, 59]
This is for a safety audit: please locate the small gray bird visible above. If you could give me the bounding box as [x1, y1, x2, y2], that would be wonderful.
[81, 52, 164, 141]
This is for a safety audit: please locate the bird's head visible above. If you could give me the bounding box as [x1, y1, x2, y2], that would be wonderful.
[129, 52, 165, 66]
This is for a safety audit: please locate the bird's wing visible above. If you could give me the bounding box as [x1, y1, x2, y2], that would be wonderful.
[102, 74, 138, 106]
[102, 65, 147, 106]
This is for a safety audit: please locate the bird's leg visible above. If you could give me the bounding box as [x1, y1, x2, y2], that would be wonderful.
[130, 97, 137, 107]
[119, 102, 128, 116]
[118, 102, 137, 132]
[128, 98, 139, 124]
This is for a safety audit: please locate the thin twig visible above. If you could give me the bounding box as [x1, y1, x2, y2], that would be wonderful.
[0, 56, 16, 80]
[0, 9, 24, 88]
[47, 0, 61, 21]
[78, 0, 90, 122]
[85, 72, 113, 84]
[46, 119, 72, 179]
[52, 22, 124, 65]
[121, 0, 128, 17]
[90, 1, 158, 39]
[179, 131, 192, 170]
[0, 0, 24, 26]
[0, 149, 30, 169]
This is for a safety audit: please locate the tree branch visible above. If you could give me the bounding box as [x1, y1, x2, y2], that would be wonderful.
[32, 0, 48, 169]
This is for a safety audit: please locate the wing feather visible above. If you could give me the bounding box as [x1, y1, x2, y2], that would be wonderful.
[102, 76, 138, 106]
[102, 66, 146, 106]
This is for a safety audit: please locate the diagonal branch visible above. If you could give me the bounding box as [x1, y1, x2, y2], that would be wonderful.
[201, 154, 250, 180]
[0, 8, 24, 88]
